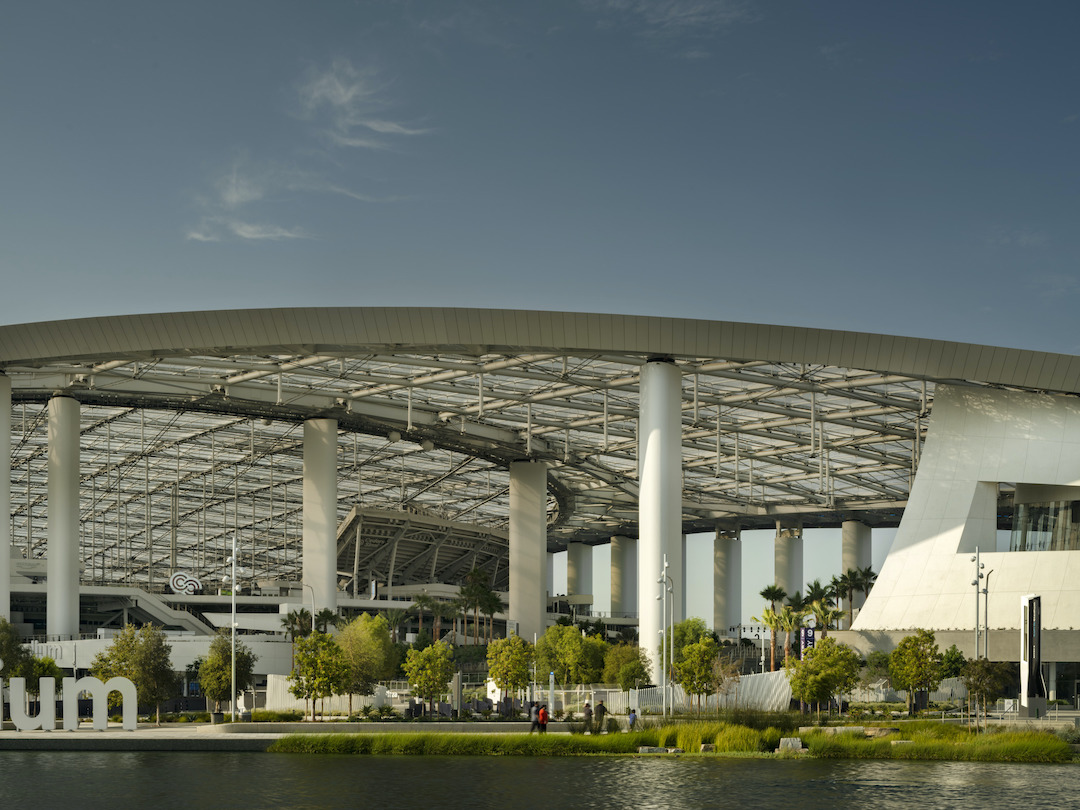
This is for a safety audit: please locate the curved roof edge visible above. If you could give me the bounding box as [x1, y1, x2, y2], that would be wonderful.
[2, 307, 1079, 394]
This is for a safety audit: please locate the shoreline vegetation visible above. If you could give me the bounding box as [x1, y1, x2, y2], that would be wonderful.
[266, 720, 1076, 763]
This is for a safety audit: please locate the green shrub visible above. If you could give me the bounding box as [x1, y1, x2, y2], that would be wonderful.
[252, 709, 303, 722]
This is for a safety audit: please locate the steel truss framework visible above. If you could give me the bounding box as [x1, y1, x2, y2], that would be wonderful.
[3, 308, 1074, 597]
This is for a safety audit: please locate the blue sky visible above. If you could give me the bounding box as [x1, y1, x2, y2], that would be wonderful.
[1, 2, 1075, 624]
[3, 1, 1079, 353]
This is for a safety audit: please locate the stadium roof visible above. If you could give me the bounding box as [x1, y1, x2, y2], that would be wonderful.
[4, 308, 1078, 594]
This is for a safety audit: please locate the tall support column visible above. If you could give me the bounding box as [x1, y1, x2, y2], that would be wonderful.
[713, 527, 741, 637]
[638, 359, 682, 677]
[566, 542, 592, 598]
[303, 418, 338, 614]
[773, 523, 803, 598]
[509, 461, 547, 642]
[47, 396, 80, 639]
[609, 536, 637, 617]
[842, 520, 873, 608]
[0, 374, 10, 622]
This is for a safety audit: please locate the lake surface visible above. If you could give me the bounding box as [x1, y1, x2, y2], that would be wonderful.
[1, 752, 1078, 809]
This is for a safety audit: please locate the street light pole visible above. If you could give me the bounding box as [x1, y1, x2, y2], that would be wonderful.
[229, 534, 237, 722]
[971, 548, 985, 658]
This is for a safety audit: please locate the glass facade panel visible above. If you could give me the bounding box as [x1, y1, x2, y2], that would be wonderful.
[1010, 501, 1080, 551]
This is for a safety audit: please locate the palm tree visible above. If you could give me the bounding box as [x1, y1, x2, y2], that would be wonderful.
[463, 568, 491, 645]
[411, 592, 437, 639]
[452, 595, 470, 643]
[831, 570, 859, 630]
[857, 565, 877, 607]
[383, 608, 408, 643]
[314, 607, 341, 633]
[758, 585, 787, 670]
[778, 605, 806, 666]
[808, 599, 844, 638]
[752, 607, 784, 672]
[480, 589, 506, 642]
[804, 579, 835, 608]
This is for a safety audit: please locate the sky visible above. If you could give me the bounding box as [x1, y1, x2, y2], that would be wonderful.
[1, 1, 1076, 623]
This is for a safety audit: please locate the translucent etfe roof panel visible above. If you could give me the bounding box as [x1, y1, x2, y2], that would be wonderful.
[4, 308, 1072, 595]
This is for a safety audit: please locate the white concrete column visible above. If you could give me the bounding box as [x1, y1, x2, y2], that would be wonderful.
[842, 520, 873, 608]
[47, 396, 80, 639]
[0, 374, 10, 622]
[303, 418, 338, 614]
[713, 528, 741, 637]
[509, 461, 547, 642]
[609, 536, 637, 616]
[638, 359, 682, 677]
[566, 542, 592, 598]
[773, 524, 803, 599]
[546, 551, 555, 602]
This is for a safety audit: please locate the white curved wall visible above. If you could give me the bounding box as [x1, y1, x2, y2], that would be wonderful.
[854, 384, 1080, 633]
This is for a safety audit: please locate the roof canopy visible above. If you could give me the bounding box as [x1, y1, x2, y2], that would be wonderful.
[4, 308, 1075, 593]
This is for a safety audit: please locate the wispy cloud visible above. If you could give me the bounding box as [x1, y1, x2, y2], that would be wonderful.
[296, 59, 432, 150]
[583, 0, 755, 43]
[186, 216, 310, 243]
[188, 58, 427, 244]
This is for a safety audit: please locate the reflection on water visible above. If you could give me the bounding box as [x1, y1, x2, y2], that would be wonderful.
[1, 752, 1078, 809]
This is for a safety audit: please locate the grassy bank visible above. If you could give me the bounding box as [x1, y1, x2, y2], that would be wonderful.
[268, 719, 1075, 762]
[803, 723, 1073, 763]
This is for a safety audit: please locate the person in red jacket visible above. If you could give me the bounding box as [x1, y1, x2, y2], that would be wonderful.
[538, 704, 548, 733]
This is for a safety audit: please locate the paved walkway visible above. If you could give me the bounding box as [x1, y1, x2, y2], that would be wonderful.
[0, 725, 282, 751]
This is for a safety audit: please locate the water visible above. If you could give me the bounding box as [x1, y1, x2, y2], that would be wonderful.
[1, 752, 1077, 809]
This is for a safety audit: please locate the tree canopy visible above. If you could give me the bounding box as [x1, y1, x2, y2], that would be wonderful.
[603, 643, 650, 691]
[403, 640, 455, 713]
[786, 637, 861, 717]
[674, 636, 720, 712]
[198, 630, 258, 713]
[90, 624, 177, 724]
[486, 635, 533, 695]
[0, 618, 30, 679]
[889, 629, 942, 713]
[290, 631, 349, 720]
[338, 612, 399, 697]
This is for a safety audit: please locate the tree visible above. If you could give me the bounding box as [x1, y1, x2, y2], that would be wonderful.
[657, 617, 710, 671]
[674, 636, 719, 714]
[0, 618, 30, 679]
[580, 635, 608, 684]
[90, 624, 178, 724]
[778, 605, 806, 666]
[963, 658, 1015, 730]
[480, 589, 506, 643]
[487, 635, 534, 696]
[808, 599, 844, 638]
[831, 569, 861, 629]
[338, 613, 398, 714]
[804, 579, 835, 608]
[856, 565, 877, 604]
[403, 640, 455, 715]
[383, 608, 408, 644]
[603, 643, 650, 690]
[889, 630, 942, 714]
[536, 624, 584, 684]
[23, 656, 64, 715]
[786, 637, 861, 718]
[198, 630, 258, 713]
[757, 586, 787, 669]
[411, 593, 437, 640]
[939, 644, 965, 679]
[314, 608, 342, 634]
[752, 607, 784, 672]
[290, 631, 348, 721]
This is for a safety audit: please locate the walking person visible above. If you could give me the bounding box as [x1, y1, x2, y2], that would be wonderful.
[628, 708, 637, 731]
[594, 700, 607, 733]
[538, 704, 548, 734]
[583, 702, 593, 733]
[529, 701, 540, 733]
